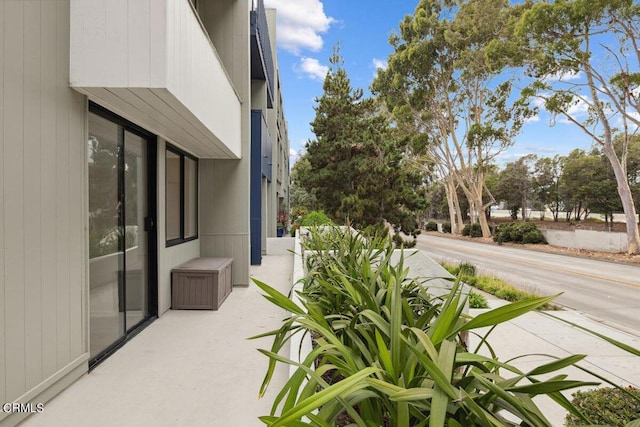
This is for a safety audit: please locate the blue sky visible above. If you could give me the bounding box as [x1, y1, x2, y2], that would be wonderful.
[264, 0, 597, 166]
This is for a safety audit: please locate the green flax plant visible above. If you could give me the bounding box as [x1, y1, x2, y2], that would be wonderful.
[251, 227, 600, 426]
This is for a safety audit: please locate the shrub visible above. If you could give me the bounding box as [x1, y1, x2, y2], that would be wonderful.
[425, 221, 438, 232]
[493, 222, 546, 244]
[290, 206, 308, 221]
[362, 222, 390, 240]
[442, 222, 452, 233]
[461, 223, 483, 238]
[458, 262, 477, 277]
[565, 387, 640, 427]
[392, 232, 416, 248]
[300, 210, 334, 227]
[252, 229, 598, 426]
[468, 291, 488, 308]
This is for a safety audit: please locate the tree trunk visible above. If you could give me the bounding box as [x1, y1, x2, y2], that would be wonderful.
[602, 145, 640, 254]
[444, 177, 460, 234]
[453, 192, 464, 234]
[469, 197, 478, 225]
[473, 185, 492, 237]
[478, 208, 491, 237]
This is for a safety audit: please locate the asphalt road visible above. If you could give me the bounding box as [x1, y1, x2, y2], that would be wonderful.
[416, 233, 640, 334]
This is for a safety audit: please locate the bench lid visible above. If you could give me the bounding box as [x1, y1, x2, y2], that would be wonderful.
[173, 257, 233, 273]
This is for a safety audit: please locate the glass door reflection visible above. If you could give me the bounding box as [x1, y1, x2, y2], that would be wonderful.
[88, 109, 153, 364]
[88, 113, 126, 359]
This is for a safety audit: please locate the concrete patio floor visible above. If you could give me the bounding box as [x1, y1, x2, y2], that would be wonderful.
[20, 238, 296, 427]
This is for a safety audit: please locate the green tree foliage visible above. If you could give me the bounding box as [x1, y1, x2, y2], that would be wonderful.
[373, 0, 534, 237]
[299, 48, 426, 231]
[300, 211, 334, 227]
[289, 157, 318, 214]
[492, 155, 535, 221]
[559, 149, 622, 224]
[531, 155, 563, 222]
[489, 0, 640, 253]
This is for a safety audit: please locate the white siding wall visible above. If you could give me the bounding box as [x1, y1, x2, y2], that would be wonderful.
[1, 1, 88, 425]
[198, 0, 252, 285]
[70, 0, 242, 159]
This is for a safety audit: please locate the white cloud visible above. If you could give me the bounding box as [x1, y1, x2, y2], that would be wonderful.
[290, 145, 307, 164]
[289, 148, 299, 163]
[531, 97, 546, 109]
[495, 152, 525, 164]
[264, 0, 334, 55]
[558, 98, 590, 124]
[615, 111, 640, 131]
[542, 70, 583, 82]
[533, 92, 590, 124]
[524, 115, 541, 124]
[372, 58, 388, 71]
[297, 57, 329, 81]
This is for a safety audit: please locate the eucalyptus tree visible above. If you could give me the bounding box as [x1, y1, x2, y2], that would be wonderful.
[373, 0, 534, 237]
[492, 0, 640, 253]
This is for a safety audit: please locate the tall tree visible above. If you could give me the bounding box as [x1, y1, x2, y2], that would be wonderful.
[289, 157, 318, 215]
[492, 0, 640, 253]
[559, 149, 621, 223]
[532, 155, 564, 222]
[373, 0, 533, 237]
[301, 48, 426, 229]
[493, 155, 536, 220]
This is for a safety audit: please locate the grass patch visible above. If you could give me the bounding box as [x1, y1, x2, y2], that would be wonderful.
[441, 262, 556, 309]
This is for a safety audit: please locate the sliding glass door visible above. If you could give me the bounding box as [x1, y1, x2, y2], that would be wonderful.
[88, 105, 157, 365]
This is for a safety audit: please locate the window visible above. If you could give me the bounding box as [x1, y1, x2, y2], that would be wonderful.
[166, 145, 198, 246]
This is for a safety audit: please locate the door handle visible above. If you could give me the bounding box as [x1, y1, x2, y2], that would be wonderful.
[144, 216, 155, 231]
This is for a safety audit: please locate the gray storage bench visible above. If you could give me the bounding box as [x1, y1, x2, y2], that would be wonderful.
[171, 257, 233, 310]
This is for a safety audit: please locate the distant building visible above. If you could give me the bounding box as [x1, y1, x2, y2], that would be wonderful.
[0, 1, 289, 425]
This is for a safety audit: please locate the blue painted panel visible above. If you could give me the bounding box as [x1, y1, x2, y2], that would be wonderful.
[250, 0, 274, 108]
[250, 111, 263, 265]
[261, 115, 272, 182]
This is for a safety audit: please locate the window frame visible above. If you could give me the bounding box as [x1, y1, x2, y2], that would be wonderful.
[165, 144, 199, 247]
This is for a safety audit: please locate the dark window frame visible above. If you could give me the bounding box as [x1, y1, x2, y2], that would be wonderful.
[165, 144, 199, 247]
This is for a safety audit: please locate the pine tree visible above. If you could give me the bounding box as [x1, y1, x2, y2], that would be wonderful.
[301, 47, 426, 230]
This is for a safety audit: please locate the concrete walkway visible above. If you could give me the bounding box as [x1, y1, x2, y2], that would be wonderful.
[20, 238, 295, 427]
[18, 237, 640, 426]
[469, 294, 640, 426]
